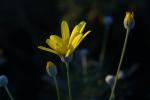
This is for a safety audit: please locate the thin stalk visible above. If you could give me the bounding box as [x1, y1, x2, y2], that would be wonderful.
[99, 25, 109, 66]
[53, 77, 60, 100]
[108, 29, 130, 100]
[4, 86, 14, 100]
[82, 55, 88, 83]
[65, 62, 72, 100]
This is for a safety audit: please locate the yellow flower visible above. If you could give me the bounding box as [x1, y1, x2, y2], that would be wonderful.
[124, 12, 135, 29]
[38, 20, 91, 58]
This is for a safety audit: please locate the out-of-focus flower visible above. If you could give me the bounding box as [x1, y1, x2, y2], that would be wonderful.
[118, 71, 125, 79]
[124, 12, 135, 30]
[46, 61, 58, 77]
[105, 75, 115, 86]
[38, 20, 91, 60]
[102, 16, 113, 26]
[80, 48, 89, 57]
[0, 75, 8, 87]
[105, 71, 125, 87]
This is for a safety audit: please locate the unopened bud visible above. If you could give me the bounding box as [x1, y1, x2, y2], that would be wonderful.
[124, 12, 135, 30]
[105, 75, 115, 86]
[46, 61, 58, 77]
[80, 49, 89, 57]
[118, 71, 125, 79]
[103, 16, 113, 26]
[0, 75, 8, 87]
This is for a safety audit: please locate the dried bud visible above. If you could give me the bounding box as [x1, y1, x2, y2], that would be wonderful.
[124, 12, 135, 30]
[46, 61, 58, 77]
[0, 75, 8, 87]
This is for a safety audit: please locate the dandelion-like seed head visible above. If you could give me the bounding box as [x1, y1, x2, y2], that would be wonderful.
[124, 12, 135, 30]
[0, 75, 8, 87]
[46, 61, 58, 77]
[38, 20, 91, 60]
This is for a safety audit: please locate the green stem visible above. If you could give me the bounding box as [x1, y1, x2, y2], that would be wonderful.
[65, 62, 72, 100]
[108, 29, 130, 100]
[53, 77, 60, 100]
[4, 86, 14, 100]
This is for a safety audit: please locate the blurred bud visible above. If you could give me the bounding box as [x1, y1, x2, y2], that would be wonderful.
[46, 61, 58, 77]
[103, 16, 113, 26]
[80, 49, 89, 57]
[118, 71, 125, 79]
[105, 75, 115, 86]
[124, 12, 135, 30]
[0, 75, 8, 87]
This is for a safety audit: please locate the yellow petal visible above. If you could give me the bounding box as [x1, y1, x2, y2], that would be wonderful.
[61, 20, 70, 43]
[78, 21, 86, 33]
[65, 49, 71, 57]
[47, 35, 67, 55]
[46, 35, 62, 49]
[38, 46, 59, 55]
[69, 25, 79, 46]
[71, 34, 83, 49]
[79, 31, 91, 43]
[73, 31, 91, 50]
[69, 21, 86, 46]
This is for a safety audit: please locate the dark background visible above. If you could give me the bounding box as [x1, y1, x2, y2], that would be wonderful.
[0, 0, 150, 100]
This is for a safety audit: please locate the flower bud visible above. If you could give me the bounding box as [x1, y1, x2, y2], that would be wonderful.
[46, 61, 58, 77]
[0, 75, 8, 87]
[80, 49, 89, 57]
[103, 16, 113, 26]
[118, 71, 125, 79]
[105, 75, 115, 86]
[124, 12, 135, 30]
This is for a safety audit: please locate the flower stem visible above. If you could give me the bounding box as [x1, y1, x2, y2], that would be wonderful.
[53, 77, 60, 100]
[108, 29, 130, 100]
[4, 86, 14, 100]
[65, 62, 72, 100]
[99, 25, 109, 66]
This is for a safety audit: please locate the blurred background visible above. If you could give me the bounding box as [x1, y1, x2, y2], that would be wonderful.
[0, 0, 150, 100]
